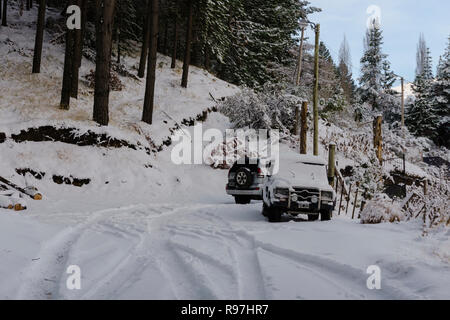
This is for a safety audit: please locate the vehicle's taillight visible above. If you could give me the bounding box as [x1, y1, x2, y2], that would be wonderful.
[257, 167, 264, 178]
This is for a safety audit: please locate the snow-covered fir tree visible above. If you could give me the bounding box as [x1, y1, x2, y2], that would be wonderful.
[430, 36, 450, 147]
[381, 60, 396, 92]
[406, 38, 438, 140]
[219, 0, 320, 87]
[406, 73, 438, 139]
[359, 21, 387, 110]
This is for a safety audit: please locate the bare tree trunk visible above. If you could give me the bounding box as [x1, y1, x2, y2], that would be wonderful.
[26, 0, 30, 10]
[142, 0, 159, 124]
[170, 7, 178, 69]
[138, 0, 150, 78]
[2, 0, 7, 27]
[70, 0, 85, 98]
[162, 18, 168, 55]
[93, 0, 116, 126]
[204, 46, 210, 70]
[32, 0, 46, 74]
[60, 27, 75, 110]
[116, 20, 121, 64]
[181, 0, 193, 88]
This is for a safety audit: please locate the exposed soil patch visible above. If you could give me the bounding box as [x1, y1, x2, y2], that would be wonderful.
[15, 168, 91, 187]
[9, 126, 151, 154]
[159, 106, 219, 150]
[52, 175, 91, 187]
[16, 168, 46, 180]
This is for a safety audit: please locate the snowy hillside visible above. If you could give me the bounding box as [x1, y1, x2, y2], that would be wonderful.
[0, 3, 449, 301]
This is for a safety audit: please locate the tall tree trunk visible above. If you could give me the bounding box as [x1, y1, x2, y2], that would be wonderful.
[26, 0, 30, 10]
[204, 46, 210, 71]
[138, 0, 150, 78]
[71, 0, 86, 98]
[60, 27, 75, 109]
[29, 0, 32, 9]
[181, 0, 193, 88]
[93, 0, 116, 126]
[2, 0, 7, 27]
[142, 0, 159, 124]
[163, 18, 168, 55]
[32, 0, 46, 74]
[116, 22, 121, 64]
[0, 0, 2, 23]
[170, 8, 178, 69]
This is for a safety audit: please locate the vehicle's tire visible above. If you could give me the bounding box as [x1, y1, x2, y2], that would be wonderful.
[262, 203, 269, 217]
[235, 167, 253, 188]
[308, 214, 319, 221]
[268, 206, 282, 223]
[235, 196, 251, 204]
[320, 209, 332, 221]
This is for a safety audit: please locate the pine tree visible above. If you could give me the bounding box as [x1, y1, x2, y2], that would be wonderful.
[416, 33, 428, 78]
[406, 74, 438, 138]
[430, 36, 450, 147]
[32, 0, 47, 74]
[219, 0, 320, 87]
[337, 35, 355, 103]
[381, 60, 395, 92]
[114, 0, 141, 64]
[2, 0, 7, 27]
[422, 47, 434, 80]
[93, 0, 117, 126]
[142, 0, 159, 124]
[359, 22, 387, 110]
[319, 41, 332, 64]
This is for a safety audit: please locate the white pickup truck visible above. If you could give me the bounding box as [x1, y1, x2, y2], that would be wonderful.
[262, 154, 336, 222]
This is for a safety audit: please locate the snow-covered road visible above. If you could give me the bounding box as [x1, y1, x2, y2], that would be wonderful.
[2, 201, 449, 300]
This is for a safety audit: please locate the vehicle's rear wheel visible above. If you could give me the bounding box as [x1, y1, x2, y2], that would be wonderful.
[235, 196, 251, 204]
[235, 168, 253, 188]
[262, 203, 269, 217]
[268, 206, 282, 223]
[320, 209, 332, 221]
[308, 214, 319, 221]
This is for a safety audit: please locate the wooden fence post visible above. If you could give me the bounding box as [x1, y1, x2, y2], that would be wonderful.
[300, 101, 308, 154]
[345, 183, 352, 215]
[327, 143, 336, 187]
[423, 179, 428, 196]
[338, 179, 344, 216]
[352, 186, 359, 219]
[359, 200, 366, 219]
[373, 115, 383, 164]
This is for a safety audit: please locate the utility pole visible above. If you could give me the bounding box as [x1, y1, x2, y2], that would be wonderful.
[400, 76, 405, 130]
[295, 20, 308, 86]
[313, 23, 320, 156]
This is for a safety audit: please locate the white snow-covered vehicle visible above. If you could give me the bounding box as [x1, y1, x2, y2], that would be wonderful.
[262, 154, 336, 222]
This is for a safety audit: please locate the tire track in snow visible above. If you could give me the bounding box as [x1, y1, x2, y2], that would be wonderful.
[15, 205, 148, 299]
[255, 241, 419, 300]
[160, 207, 268, 299]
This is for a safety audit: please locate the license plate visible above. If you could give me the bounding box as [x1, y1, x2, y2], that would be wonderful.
[298, 202, 309, 209]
